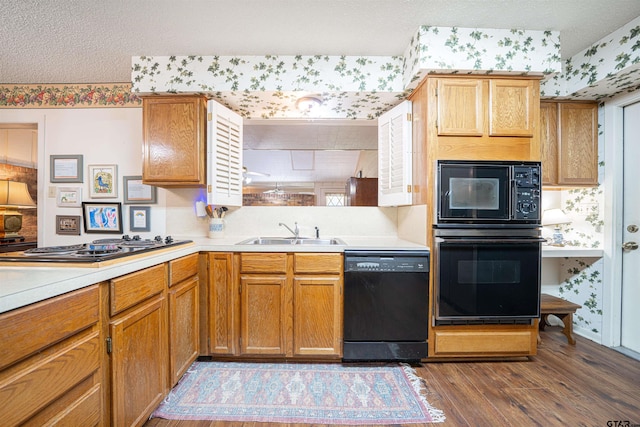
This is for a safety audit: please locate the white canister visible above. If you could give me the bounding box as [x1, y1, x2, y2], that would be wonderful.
[208, 218, 225, 239]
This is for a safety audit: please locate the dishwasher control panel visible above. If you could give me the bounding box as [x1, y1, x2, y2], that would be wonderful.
[344, 251, 429, 272]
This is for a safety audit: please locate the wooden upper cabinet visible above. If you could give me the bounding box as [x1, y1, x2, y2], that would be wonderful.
[540, 101, 598, 186]
[436, 79, 484, 136]
[489, 79, 536, 137]
[558, 103, 598, 186]
[142, 95, 207, 186]
[540, 102, 559, 185]
[436, 78, 536, 137]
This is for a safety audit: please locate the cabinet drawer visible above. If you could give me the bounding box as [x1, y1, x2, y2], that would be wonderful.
[0, 285, 99, 370]
[169, 253, 199, 286]
[434, 330, 536, 356]
[240, 253, 287, 273]
[294, 253, 342, 274]
[110, 263, 166, 316]
[1, 332, 101, 427]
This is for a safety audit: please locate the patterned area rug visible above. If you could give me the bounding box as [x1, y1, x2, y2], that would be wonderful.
[152, 361, 445, 424]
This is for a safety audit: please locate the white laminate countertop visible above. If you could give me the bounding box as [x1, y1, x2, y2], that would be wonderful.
[0, 236, 428, 314]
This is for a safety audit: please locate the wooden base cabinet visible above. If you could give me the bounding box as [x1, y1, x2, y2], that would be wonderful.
[204, 252, 343, 360]
[108, 264, 168, 427]
[0, 285, 104, 427]
[168, 254, 199, 387]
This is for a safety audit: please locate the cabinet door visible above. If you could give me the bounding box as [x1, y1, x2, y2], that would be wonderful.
[293, 276, 342, 357]
[207, 100, 243, 206]
[540, 102, 559, 185]
[558, 103, 598, 186]
[378, 100, 413, 206]
[110, 295, 167, 427]
[207, 252, 236, 355]
[436, 79, 484, 136]
[168, 275, 199, 387]
[239, 275, 289, 356]
[142, 96, 206, 186]
[489, 79, 536, 137]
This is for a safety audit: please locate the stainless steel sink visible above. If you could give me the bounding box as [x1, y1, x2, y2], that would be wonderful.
[236, 237, 346, 245]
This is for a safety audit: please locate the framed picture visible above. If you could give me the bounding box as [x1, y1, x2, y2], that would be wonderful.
[123, 176, 157, 204]
[89, 164, 118, 198]
[55, 215, 81, 235]
[50, 155, 83, 183]
[129, 206, 151, 232]
[56, 186, 82, 207]
[82, 202, 123, 234]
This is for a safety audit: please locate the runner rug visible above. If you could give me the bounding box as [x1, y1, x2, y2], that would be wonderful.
[151, 361, 445, 424]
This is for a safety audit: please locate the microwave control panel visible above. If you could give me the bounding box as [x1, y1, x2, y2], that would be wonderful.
[513, 165, 541, 220]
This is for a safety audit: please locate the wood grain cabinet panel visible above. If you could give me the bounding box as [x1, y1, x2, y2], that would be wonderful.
[206, 252, 343, 359]
[169, 252, 199, 286]
[206, 252, 236, 355]
[293, 276, 342, 357]
[168, 255, 199, 387]
[540, 101, 598, 186]
[558, 102, 599, 186]
[436, 79, 484, 136]
[0, 284, 103, 426]
[109, 295, 167, 427]
[427, 76, 541, 162]
[142, 95, 207, 186]
[239, 275, 289, 356]
[110, 263, 166, 316]
[489, 79, 536, 137]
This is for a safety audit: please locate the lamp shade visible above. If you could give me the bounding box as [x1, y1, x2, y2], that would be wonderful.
[0, 180, 37, 208]
[541, 208, 571, 226]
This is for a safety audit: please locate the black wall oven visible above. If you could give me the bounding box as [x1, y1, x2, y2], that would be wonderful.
[433, 160, 543, 325]
[433, 228, 543, 324]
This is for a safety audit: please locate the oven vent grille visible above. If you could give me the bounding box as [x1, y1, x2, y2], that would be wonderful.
[435, 318, 534, 326]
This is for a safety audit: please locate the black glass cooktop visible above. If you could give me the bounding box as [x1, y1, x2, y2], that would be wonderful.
[0, 236, 192, 263]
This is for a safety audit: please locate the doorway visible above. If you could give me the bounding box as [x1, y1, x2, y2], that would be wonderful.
[620, 102, 640, 356]
[0, 123, 38, 245]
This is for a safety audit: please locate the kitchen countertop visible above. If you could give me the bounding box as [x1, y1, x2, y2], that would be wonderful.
[0, 236, 428, 314]
[541, 245, 604, 258]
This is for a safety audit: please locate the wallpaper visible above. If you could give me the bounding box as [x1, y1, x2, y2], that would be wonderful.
[554, 105, 606, 339]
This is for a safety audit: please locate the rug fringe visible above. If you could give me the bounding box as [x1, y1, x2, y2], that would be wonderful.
[400, 363, 446, 423]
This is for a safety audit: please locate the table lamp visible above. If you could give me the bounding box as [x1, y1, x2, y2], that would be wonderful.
[0, 180, 37, 240]
[541, 208, 571, 246]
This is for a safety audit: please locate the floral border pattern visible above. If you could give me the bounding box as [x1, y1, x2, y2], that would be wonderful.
[0, 84, 141, 108]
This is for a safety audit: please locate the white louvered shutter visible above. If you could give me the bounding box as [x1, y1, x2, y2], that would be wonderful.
[378, 100, 412, 206]
[207, 100, 243, 206]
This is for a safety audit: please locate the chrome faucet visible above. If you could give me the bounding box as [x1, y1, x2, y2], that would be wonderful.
[279, 222, 299, 238]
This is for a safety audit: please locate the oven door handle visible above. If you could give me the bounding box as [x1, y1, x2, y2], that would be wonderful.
[437, 237, 546, 244]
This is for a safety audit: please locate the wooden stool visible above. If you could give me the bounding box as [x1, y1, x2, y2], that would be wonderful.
[539, 294, 582, 345]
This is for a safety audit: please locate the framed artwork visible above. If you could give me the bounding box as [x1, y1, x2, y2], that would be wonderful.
[123, 176, 157, 204]
[82, 202, 123, 234]
[89, 164, 118, 198]
[55, 215, 81, 235]
[129, 206, 151, 232]
[56, 186, 82, 207]
[50, 155, 83, 183]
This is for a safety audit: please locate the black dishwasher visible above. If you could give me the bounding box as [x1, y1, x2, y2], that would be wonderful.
[343, 250, 429, 362]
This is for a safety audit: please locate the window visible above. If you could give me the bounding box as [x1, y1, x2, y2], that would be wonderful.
[325, 193, 345, 206]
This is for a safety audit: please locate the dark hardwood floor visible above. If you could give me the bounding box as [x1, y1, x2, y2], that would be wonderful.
[145, 329, 640, 427]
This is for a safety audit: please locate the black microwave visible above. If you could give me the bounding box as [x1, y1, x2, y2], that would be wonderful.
[436, 160, 541, 225]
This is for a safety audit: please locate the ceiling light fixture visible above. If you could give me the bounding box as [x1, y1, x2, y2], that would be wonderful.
[295, 96, 322, 113]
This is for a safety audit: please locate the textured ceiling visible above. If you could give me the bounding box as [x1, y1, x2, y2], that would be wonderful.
[2, 0, 640, 84]
[3, 0, 640, 190]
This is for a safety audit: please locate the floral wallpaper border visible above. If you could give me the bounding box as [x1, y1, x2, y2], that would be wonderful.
[0, 83, 141, 108]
